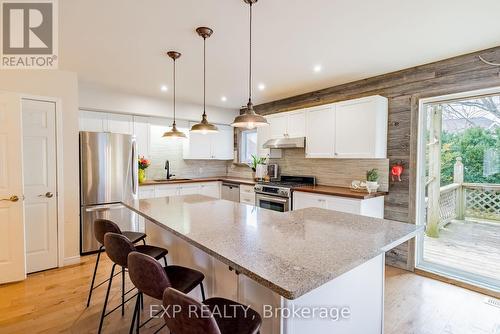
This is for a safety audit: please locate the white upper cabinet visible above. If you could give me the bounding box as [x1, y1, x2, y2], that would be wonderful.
[305, 95, 388, 159]
[79, 111, 134, 135]
[287, 111, 306, 138]
[79, 110, 107, 132]
[185, 126, 212, 159]
[256, 124, 282, 159]
[184, 123, 234, 160]
[305, 105, 335, 158]
[257, 125, 271, 157]
[211, 125, 234, 160]
[334, 95, 388, 159]
[268, 111, 306, 139]
[107, 113, 133, 134]
[133, 116, 150, 158]
[269, 114, 288, 138]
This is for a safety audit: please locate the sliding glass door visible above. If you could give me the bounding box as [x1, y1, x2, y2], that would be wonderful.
[416, 88, 500, 292]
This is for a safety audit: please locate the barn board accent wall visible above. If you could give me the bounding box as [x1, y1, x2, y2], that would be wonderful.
[250, 46, 500, 270]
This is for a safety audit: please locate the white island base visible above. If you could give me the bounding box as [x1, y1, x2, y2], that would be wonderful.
[145, 220, 385, 334]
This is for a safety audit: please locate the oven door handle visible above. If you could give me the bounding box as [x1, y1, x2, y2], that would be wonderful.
[256, 195, 289, 203]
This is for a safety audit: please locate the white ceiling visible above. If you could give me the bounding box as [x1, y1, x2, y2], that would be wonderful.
[60, 0, 500, 109]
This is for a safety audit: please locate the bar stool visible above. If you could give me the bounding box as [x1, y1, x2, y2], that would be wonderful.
[98, 233, 169, 334]
[87, 219, 148, 308]
[127, 251, 206, 333]
[163, 287, 262, 334]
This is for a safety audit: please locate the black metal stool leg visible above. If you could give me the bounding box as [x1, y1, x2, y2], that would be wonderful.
[121, 267, 126, 316]
[136, 293, 141, 333]
[129, 294, 140, 334]
[86, 245, 103, 307]
[98, 263, 116, 334]
[140, 291, 144, 310]
[163, 256, 167, 267]
[200, 282, 206, 301]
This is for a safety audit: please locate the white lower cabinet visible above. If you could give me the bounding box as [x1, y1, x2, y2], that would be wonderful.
[178, 184, 200, 196]
[199, 182, 221, 199]
[239, 184, 255, 205]
[139, 181, 221, 200]
[293, 191, 384, 218]
[138, 185, 155, 199]
[155, 184, 179, 197]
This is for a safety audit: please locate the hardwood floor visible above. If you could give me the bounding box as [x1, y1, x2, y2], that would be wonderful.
[0, 255, 499, 334]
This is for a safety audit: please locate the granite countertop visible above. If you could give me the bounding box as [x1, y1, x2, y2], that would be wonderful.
[139, 176, 256, 186]
[293, 184, 388, 199]
[123, 195, 422, 299]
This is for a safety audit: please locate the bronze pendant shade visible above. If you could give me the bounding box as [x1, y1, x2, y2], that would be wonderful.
[232, 0, 268, 129]
[191, 27, 218, 134]
[163, 51, 187, 139]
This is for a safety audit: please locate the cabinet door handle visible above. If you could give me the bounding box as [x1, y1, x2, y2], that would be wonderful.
[38, 192, 54, 198]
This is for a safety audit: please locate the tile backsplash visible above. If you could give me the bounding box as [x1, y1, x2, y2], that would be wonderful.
[228, 148, 389, 191]
[269, 149, 389, 191]
[146, 124, 228, 180]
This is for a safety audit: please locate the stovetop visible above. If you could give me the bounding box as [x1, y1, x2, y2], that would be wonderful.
[257, 175, 316, 189]
[258, 181, 310, 188]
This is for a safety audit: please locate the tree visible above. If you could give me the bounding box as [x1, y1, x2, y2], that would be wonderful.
[440, 127, 500, 186]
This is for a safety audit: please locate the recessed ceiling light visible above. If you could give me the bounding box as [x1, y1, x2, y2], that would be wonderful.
[221, 96, 227, 102]
[258, 83, 266, 91]
[161, 85, 168, 92]
[313, 65, 322, 73]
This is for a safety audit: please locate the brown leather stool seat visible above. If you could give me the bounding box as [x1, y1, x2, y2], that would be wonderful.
[127, 251, 206, 333]
[122, 231, 147, 244]
[97, 233, 169, 334]
[163, 287, 262, 334]
[87, 219, 148, 309]
[203, 297, 262, 334]
[135, 244, 168, 261]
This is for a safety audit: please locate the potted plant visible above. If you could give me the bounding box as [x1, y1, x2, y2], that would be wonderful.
[249, 154, 267, 181]
[138, 156, 151, 184]
[366, 168, 379, 193]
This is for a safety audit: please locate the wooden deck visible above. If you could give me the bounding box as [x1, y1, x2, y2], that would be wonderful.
[424, 219, 500, 282]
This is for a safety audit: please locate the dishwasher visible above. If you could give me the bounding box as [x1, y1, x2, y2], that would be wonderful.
[221, 182, 240, 202]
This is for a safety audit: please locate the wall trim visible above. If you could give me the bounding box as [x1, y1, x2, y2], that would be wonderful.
[63, 256, 81, 267]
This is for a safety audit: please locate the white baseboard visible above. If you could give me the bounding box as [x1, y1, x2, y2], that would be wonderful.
[63, 256, 81, 267]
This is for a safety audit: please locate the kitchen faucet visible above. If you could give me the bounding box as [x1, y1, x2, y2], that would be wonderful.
[165, 160, 175, 179]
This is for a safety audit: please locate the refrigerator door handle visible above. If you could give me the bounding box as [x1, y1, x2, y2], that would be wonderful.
[131, 137, 138, 197]
[85, 203, 124, 212]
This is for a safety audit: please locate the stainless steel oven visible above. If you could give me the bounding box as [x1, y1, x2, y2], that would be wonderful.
[254, 175, 315, 213]
[255, 192, 290, 212]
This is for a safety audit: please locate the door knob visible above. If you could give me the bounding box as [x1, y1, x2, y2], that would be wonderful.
[38, 192, 54, 198]
[0, 195, 19, 202]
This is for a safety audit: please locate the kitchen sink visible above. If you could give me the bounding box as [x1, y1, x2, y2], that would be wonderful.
[153, 178, 192, 182]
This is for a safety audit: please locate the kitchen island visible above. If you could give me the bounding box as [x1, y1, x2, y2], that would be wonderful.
[124, 195, 422, 334]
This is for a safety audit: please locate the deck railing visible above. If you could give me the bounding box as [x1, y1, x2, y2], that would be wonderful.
[436, 156, 500, 225]
[438, 183, 500, 225]
[463, 183, 500, 221]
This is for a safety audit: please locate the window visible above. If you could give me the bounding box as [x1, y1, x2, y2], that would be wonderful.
[239, 129, 257, 163]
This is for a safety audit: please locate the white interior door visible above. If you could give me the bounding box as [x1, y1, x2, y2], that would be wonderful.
[0, 93, 26, 283]
[22, 99, 58, 273]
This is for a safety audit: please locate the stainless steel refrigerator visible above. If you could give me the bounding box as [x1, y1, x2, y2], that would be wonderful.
[79, 131, 140, 254]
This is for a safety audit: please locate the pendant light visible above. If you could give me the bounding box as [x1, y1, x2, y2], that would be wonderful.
[163, 51, 187, 139]
[231, 0, 269, 129]
[191, 27, 218, 134]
